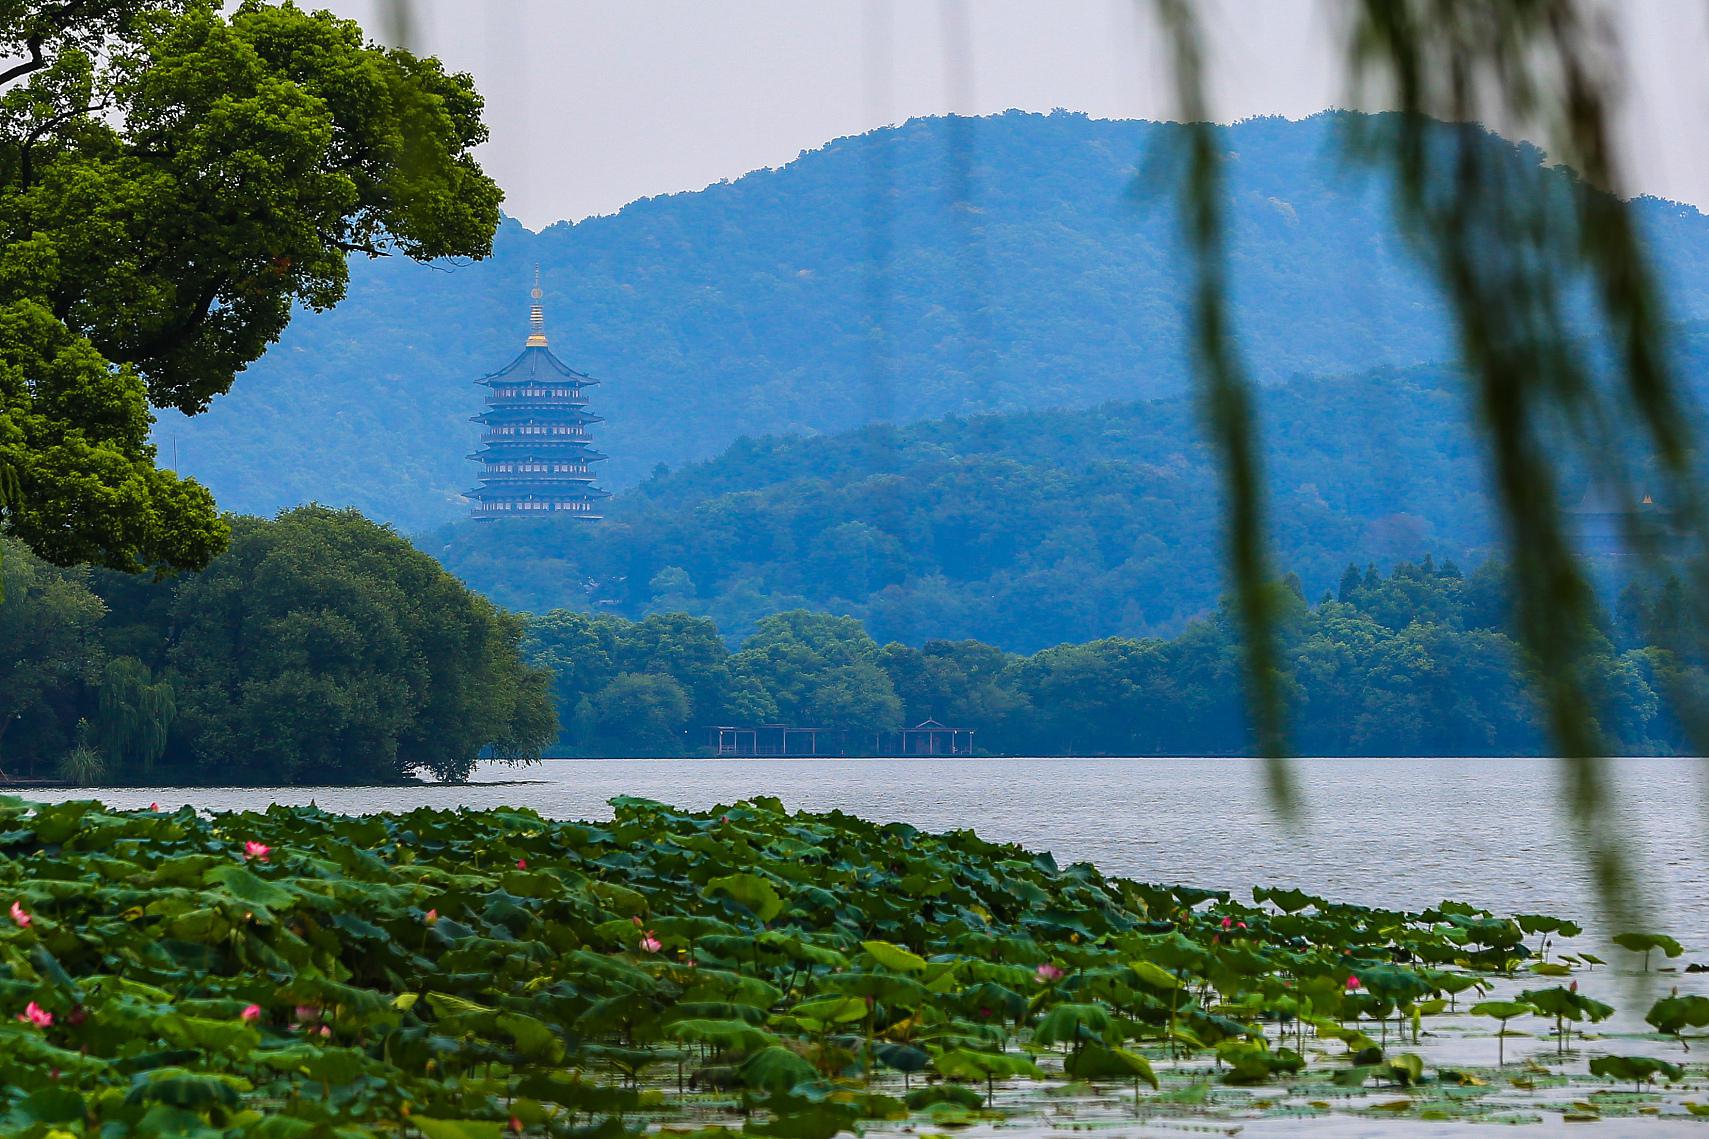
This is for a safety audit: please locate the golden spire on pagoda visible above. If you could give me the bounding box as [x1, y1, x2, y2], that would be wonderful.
[526, 264, 548, 346]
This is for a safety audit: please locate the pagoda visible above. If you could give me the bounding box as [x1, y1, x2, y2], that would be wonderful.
[468, 271, 610, 520]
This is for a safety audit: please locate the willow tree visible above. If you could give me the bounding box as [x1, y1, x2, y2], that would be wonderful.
[95, 656, 174, 774]
[0, 0, 501, 571]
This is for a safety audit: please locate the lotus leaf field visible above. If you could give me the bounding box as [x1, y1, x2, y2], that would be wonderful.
[0, 794, 1704, 1137]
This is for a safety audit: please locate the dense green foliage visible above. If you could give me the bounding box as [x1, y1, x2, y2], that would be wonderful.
[0, 506, 553, 783]
[160, 111, 1709, 534]
[0, 0, 500, 570]
[0, 795, 1673, 1136]
[519, 559, 1705, 758]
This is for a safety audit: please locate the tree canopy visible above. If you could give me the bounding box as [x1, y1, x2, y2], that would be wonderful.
[0, 0, 500, 570]
[0, 506, 554, 783]
[506, 558, 1703, 760]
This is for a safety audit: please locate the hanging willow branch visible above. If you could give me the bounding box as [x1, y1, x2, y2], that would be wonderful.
[1154, 0, 1709, 931]
[1153, 0, 1297, 820]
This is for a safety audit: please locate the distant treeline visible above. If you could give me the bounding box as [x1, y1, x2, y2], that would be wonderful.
[523, 558, 1707, 757]
[0, 507, 554, 786]
[4, 511, 1701, 783]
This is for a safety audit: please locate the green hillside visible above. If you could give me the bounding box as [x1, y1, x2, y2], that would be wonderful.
[158, 110, 1709, 533]
[428, 315, 1709, 654]
[427, 359, 1493, 650]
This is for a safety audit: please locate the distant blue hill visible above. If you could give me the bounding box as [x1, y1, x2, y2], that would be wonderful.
[159, 109, 1709, 534]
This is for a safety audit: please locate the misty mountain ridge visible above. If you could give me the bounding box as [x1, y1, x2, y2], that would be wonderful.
[157, 109, 1709, 534]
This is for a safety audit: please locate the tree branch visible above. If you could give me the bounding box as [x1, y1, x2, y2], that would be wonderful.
[0, 35, 46, 88]
[1, 0, 118, 89]
[13, 97, 107, 187]
[122, 277, 225, 361]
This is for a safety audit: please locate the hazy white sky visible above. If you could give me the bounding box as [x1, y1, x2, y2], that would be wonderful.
[325, 1, 1709, 230]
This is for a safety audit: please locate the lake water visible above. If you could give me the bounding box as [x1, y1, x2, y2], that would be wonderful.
[42, 754, 1709, 953]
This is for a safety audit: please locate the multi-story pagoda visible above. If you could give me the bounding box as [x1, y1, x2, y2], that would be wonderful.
[468, 272, 610, 520]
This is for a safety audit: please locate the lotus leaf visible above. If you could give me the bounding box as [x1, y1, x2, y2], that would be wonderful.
[1062, 1044, 1159, 1088]
[1588, 1054, 1685, 1090]
[873, 1042, 930, 1073]
[931, 1048, 1046, 1081]
[1215, 1040, 1304, 1084]
[1032, 1002, 1114, 1047]
[1645, 994, 1709, 1041]
[740, 1045, 819, 1094]
[1386, 1052, 1424, 1085]
[788, 995, 869, 1025]
[861, 940, 928, 973]
[705, 874, 786, 923]
[661, 1018, 777, 1052]
[155, 1015, 261, 1059]
[413, 1119, 508, 1139]
[1613, 931, 1685, 972]
[1129, 961, 1183, 990]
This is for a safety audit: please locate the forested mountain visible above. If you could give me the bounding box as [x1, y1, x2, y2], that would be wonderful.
[430, 325, 1709, 651]
[160, 110, 1709, 533]
[432, 359, 1490, 650]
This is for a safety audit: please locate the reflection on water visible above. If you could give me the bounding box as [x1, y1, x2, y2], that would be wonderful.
[33, 755, 1709, 951]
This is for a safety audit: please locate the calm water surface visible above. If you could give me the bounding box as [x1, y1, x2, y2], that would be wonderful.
[45, 755, 1709, 950]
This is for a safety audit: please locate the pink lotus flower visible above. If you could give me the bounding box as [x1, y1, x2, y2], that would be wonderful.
[317, 1024, 332, 1037]
[149, 802, 160, 811]
[424, 908, 438, 925]
[17, 1001, 51, 1027]
[639, 933, 662, 954]
[1035, 963, 1064, 983]
[243, 841, 270, 862]
[9, 901, 30, 928]
[1237, 921, 1247, 929]
[1345, 975, 1361, 991]
[516, 858, 527, 870]
[294, 1004, 320, 1023]
[240, 1004, 261, 1023]
[1221, 916, 1232, 929]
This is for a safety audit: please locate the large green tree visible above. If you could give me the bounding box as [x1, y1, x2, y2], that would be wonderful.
[730, 610, 903, 733]
[0, 0, 499, 569]
[166, 506, 554, 783]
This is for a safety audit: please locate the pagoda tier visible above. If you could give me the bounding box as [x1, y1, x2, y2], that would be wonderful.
[468, 276, 612, 521]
